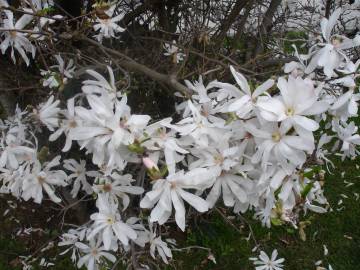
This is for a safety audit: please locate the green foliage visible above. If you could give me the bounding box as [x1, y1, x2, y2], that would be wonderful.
[283, 31, 308, 54]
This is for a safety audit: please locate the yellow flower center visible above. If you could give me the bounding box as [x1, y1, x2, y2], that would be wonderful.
[272, 132, 281, 142]
[285, 107, 294, 116]
[106, 216, 115, 225]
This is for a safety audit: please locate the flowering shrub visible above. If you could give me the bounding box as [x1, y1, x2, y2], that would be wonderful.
[0, 0, 359, 269]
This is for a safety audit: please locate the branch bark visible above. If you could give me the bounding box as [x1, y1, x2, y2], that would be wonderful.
[253, 0, 282, 57]
[216, 0, 251, 41]
[82, 37, 192, 97]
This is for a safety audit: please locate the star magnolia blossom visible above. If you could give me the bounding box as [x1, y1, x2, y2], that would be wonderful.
[0, 11, 35, 65]
[140, 169, 215, 231]
[22, 156, 67, 203]
[305, 8, 360, 77]
[76, 239, 116, 270]
[224, 66, 274, 118]
[88, 194, 137, 249]
[257, 76, 328, 133]
[93, 4, 125, 42]
[250, 249, 285, 270]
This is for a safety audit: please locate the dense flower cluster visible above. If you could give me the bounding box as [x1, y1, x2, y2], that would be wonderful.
[0, 1, 359, 269]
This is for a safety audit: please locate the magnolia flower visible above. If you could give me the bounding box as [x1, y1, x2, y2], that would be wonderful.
[93, 4, 125, 42]
[143, 118, 188, 175]
[206, 173, 252, 208]
[140, 168, 213, 231]
[76, 239, 116, 270]
[257, 76, 328, 132]
[88, 194, 137, 249]
[305, 8, 360, 77]
[148, 222, 172, 264]
[0, 132, 35, 169]
[63, 159, 94, 198]
[69, 95, 150, 169]
[49, 97, 79, 152]
[246, 122, 314, 172]
[331, 60, 360, 88]
[164, 100, 225, 148]
[93, 172, 144, 210]
[330, 90, 360, 121]
[58, 228, 87, 262]
[224, 66, 274, 118]
[333, 121, 360, 159]
[41, 55, 75, 89]
[33, 95, 61, 131]
[184, 76, 211, 103]
[22, 156, 67, 203]
[250, 249, 285, 270]
[0, 11, 35, 65]
[82, 66, 120, 99]
[163, 40, 185, 63]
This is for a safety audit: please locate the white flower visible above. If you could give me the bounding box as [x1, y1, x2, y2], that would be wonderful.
[41, 55, 75, 89]
[184, 76, 211, 103]
[224, 66, 274, 118]
[140, 168, 213, 231]
[93, 172, 144, 210]
[93, 5, 125, 42]
[0, 131, 35, 169]
[76, 239, 116, 270]
[257, 76, 328, 132]
[22, 156, 67, 204]
[49, 97, 79, 151]
[58, 227, 87, 262]
[163, 40, 185, 63]
[33, 95, 61, 131]
[148, 222, 172, 264]
[330, 90, 360, 121]
[69, 95, 150, 169]
[246, 122, 314, 172]
[63, 159, 94, 198]
[0, 11, 35, 65]
[333, 121, 360, 159]
[250, 249, 285, 270]
[143, 118, 188, 175]
[331, 60, 360, 88]
[305, 8, 360, 78]
[82, 66, 120, 99]
[206, 173, 252, 208]
[88, 194, 137, 249]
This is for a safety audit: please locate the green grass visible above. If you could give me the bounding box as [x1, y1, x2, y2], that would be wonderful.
[166, 157, 360, 270]
[0, 157, 359, 269]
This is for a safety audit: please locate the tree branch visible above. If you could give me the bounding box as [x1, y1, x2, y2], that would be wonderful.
[82, 37, 192, 97]
[253, 0, 282, 57]
[216, 0, 251, 41]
